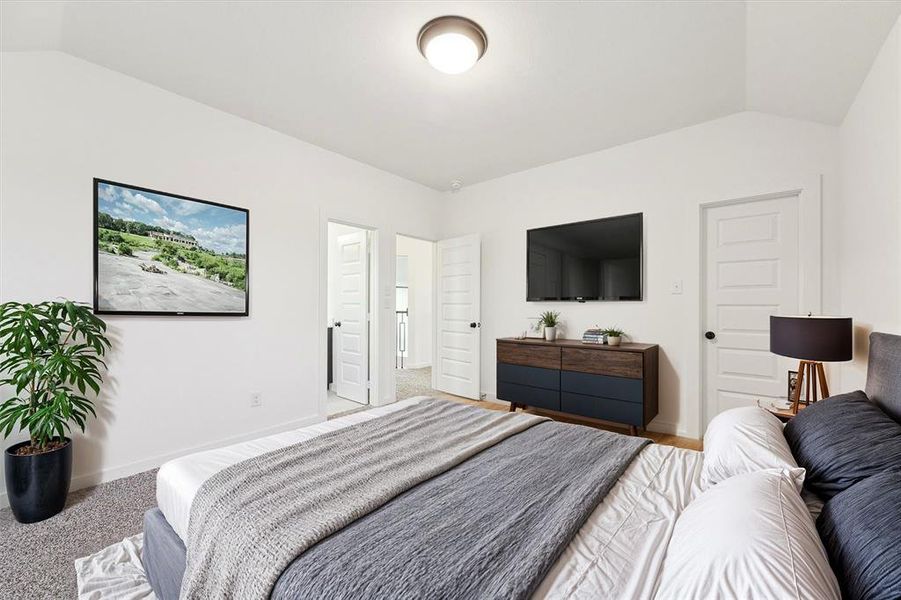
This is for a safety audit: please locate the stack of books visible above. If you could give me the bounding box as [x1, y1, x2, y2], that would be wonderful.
[582, 328, 605, 344]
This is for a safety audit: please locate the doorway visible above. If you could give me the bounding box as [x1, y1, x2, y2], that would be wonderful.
[395, 234, 438, 400]
[700, 184, 821, 430]
[327, 222, 372, 416]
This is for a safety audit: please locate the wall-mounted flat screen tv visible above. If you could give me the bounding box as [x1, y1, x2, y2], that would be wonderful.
[527, 213, 642, 302]
[94, 178, 249, 316]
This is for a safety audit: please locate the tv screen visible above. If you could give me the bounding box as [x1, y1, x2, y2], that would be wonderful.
[527, 213, 642, 301]
[94, 178, 249, 316]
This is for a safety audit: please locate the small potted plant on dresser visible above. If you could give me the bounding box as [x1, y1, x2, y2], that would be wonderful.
[0, 300, 111, 523]
[605, 327, 624, 346]
[539, 311, 561, 341]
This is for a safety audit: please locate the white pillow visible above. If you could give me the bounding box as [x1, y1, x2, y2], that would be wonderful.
[701, 406, 805, 491]
[655, 469, 840, 600]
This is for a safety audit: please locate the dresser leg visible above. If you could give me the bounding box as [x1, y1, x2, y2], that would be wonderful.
[508, 402, 517, 412]
[629, 425, 638, 436]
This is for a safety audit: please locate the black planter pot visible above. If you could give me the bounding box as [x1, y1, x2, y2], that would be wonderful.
[4, 438, 72, 524]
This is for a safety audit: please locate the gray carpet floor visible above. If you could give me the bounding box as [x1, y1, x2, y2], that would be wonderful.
[0, 468, 158, 599]
[395, 366, 439, 399]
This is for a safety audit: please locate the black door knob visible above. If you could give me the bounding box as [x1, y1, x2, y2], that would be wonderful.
[334, 321, 342, 327]
[704, 331, 716, 340]
[469, 322, 477, 328]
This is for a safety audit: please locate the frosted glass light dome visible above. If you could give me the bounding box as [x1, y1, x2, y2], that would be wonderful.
[418, 16, 487, 75]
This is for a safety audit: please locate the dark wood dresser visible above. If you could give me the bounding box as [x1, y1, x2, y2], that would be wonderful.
[496, 338, 659, 435]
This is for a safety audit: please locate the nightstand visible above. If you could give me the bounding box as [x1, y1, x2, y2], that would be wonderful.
[757, 399, 805, 423]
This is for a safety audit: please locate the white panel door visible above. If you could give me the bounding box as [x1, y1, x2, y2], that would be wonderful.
[435, 234, 481, 399]
[335, 230, 369, 404]
[703, 195, 800, 428]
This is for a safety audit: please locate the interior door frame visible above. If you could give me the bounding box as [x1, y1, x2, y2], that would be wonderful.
[698, 175, 823, 436]
[318, 211, 380, 420]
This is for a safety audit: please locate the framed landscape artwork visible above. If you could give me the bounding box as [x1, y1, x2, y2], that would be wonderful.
[94, 179, 249, 316]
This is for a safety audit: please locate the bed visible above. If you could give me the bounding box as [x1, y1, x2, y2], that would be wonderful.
[142, 333, 901, 600]
[145, 398, 703, 599]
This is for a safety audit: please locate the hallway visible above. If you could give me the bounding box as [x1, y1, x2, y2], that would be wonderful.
[395, 367, 440, 400]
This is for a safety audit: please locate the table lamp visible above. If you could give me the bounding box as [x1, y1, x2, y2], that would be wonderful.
[770, 315, 853, 414]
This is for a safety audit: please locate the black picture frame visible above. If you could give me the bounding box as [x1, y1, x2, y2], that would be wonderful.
[93, 178, 249, 316]
[787, 369, 799, 401]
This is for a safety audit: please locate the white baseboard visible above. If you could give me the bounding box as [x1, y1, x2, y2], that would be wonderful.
[645, 419, 692, 438]
[0, 414, 324, 510]
[480, 392, 505, 405]
[399, 362, 431, 370]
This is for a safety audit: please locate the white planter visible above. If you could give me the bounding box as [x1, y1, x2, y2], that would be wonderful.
[544, 326, 557, 341]
[607, 336, 621, 346]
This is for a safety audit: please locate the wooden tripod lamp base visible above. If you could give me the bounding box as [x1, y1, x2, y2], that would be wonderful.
[791, 360, 830, 414]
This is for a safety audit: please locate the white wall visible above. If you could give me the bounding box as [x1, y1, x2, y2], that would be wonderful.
[0, 51, 440, 506]
[838, 17, 901, 391]
[439, 112, 840, 438]
[396, 235, 434, 369]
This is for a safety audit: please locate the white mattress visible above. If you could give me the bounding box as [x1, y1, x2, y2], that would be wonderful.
[157, 397, 703, 599]
[157, 397, 424, 541]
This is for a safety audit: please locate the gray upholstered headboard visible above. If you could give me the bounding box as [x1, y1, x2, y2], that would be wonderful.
[865, 332, 901, 423]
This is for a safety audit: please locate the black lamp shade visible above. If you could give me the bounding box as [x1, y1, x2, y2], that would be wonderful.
[770, 316, 853, 362]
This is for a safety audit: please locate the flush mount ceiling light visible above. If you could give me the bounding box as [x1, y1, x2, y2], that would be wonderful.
[418, 16, 487, 74]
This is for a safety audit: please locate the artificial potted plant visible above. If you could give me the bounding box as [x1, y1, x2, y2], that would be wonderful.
[0, 300, 110, 523]
[605, 327, 624, 346]
[539, 311, 561, 341]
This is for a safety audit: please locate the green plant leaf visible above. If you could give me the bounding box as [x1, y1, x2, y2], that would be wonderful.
[0, 300, 110, 443]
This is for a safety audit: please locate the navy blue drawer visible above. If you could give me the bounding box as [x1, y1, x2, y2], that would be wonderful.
[561, 392, 643, 426]
[497, 381, 560, 412]
[497, 363, 560, 390]
[561, 371, 642, 404]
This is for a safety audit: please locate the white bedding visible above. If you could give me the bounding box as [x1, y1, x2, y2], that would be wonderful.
[157, 397, 703, 599]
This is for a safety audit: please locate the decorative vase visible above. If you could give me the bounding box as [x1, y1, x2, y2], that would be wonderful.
[607, 336, 622, 346]
[4, 438, 72, 523]
[544, 326, 557, 341]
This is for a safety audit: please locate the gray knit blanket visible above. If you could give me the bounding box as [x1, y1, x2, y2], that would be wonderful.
[180, 398, 548, 599]
[272, 417, 650, 599]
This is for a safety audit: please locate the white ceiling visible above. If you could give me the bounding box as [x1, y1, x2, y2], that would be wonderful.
[746, 1, 901, 123]
[2, 1, 899, 191]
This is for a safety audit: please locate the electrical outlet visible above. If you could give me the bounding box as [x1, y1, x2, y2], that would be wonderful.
[670, 279, 683, 295]
[250, 392, 262, 408]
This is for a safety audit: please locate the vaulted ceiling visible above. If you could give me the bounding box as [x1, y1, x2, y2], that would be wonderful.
[2, 1, 899, 190]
